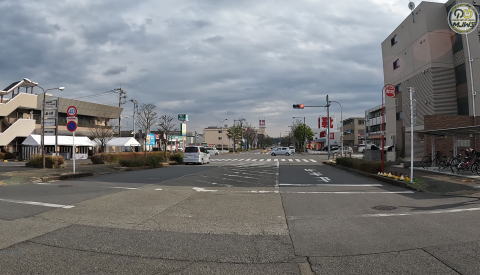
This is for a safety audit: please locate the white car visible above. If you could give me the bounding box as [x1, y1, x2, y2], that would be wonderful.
[271, 147, 292, 156]
[184, 146, 210, 164]
[205, 147, 219, 155]
[289, 146, 296, 154]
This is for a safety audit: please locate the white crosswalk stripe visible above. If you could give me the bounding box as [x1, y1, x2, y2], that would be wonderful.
[208, 157, 320, 166]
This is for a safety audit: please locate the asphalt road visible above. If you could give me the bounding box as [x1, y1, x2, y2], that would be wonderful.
[1, 152, 480, 274]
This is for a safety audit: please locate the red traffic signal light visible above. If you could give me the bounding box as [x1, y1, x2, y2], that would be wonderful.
[293, 104, 305, 109]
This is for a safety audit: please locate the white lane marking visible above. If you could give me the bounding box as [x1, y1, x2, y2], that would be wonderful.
[239, 159, 244, 161]
[111, 187, 139, 190]
[309, 159, 317, 163]
[279, 183, 383, 187]
[319, 177, 331, 183]
[288, 159, 293, 162]
[302, 159, 310, 162]
[295, 159, 301, 162]
[267, 159, 272, 162]
[193, 187, 218, 192]
[224, 174, 256, 179]
[274, 159, 279, 162]
[155, 188, 163, 191]
[260, 159, 265, 162]
[363, 207, 480, 217]
[293, 191, 414, 194]
[281, 159, 286, 162]
[252, 159, 257, 162]
[0, 198, 74, 209]
[245, 159, 251, 161]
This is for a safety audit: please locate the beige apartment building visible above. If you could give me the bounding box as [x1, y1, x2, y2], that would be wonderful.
[382, 0, 480, 160]
[0, 79, 122, 159]
[342, 117, 365, 149]
[203, 127, 233, 149]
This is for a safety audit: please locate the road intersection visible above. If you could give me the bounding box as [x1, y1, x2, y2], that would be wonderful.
[1, 152, 480, 274]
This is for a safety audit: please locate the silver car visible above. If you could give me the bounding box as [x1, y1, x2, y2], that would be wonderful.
[271, 147, 292, 156]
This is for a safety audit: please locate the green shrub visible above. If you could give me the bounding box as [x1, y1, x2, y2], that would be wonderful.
[169, 152, 183, 163]
[26, 155, 64, 168]
[336, 158, 384, 174]
[90, 154, 105, 164]
[119, 158, 146, 167]
[145, 155, 164, 168]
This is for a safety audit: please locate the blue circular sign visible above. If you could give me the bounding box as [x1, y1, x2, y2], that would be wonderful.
[67, 121, 77, 132]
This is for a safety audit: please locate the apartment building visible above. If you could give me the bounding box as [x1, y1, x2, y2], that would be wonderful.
[365, 105, 386, 147]
[0, 79, 122, 158]
[382, 0, 480, 160]
[342, 117, 365, 148]
[203, 127, 233, 149]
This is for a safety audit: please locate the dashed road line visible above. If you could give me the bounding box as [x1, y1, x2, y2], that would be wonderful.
[0, 198, 74, 209]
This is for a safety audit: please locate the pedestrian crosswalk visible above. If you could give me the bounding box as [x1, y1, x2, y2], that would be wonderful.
[210, 158, 318, 163]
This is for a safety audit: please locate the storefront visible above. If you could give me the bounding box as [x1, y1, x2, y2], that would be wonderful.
[21, 134, 95, 160]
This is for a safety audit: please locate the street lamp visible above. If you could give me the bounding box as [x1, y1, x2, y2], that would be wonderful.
[219, 118, 228, 153]
[34, 83, 65, 169]
[292, 116, 306, 152]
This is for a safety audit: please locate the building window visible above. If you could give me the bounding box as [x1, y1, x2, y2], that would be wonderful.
[218, 130, 222, 134]
[391, 35, 398, 46]
[393, 59, 400, 70]
[218, 137, 222, 140]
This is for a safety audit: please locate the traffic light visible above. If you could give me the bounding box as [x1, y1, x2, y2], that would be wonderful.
[293, 104, 305, 109]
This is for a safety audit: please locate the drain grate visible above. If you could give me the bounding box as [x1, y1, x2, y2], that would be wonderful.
[372, 205, 397, 211]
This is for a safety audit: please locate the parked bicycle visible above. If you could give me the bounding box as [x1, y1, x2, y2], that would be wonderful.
[420, 151, 448, 170]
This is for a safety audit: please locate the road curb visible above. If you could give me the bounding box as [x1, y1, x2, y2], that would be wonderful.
[41, 172, 94, 182]
[323, 161, 421, 192]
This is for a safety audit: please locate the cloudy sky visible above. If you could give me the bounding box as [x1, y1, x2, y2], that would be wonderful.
[0, 0, 446, 136]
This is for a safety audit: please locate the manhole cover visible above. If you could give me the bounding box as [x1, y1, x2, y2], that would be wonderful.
[58, 184, 72, 188]
[372, 205, 397, 211]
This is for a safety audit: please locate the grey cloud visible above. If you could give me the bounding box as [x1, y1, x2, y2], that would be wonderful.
[103, 66, 127, 76]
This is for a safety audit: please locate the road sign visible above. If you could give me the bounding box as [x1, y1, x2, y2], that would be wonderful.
[384, 84, 396, 98]
[67, 121, 77, 132]
[44, 129, 56, 136]
[45, 99, 58, 109]
[67, 117, 78, 123]
[44, 118, 57, 127]
[67, 105, 78, 117]
[178, 114, 189, 121]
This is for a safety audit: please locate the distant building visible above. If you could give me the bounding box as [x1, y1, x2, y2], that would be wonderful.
[0, 79, 121, 159]
[382, 0, 480, 160]
[342, 117, 365, 149]
[203, 127, 232, 149]
[365, 105, 385, 147]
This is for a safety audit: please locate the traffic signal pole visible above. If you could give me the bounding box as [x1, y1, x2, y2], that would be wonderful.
[326, 95, 331, 160]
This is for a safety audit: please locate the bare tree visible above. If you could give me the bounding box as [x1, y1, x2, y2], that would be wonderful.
[89, 127, 114, 153]
[158, 114, 177, 158]
[136, 104, 158, 152]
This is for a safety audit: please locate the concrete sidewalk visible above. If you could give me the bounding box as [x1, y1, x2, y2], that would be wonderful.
[388, 166, 480, 197]
[0, 161, 122, 185]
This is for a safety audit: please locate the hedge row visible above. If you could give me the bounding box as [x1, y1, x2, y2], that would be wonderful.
[335, 158, 388, 174]
[26, 155, 65, 168]
[91, 152, 183, 166]
[0, 152, 15, 160]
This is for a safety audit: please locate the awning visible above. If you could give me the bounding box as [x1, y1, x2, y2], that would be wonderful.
[106, 137, 141, 147]
[417, 125, 480, 136]
[22, 134, 96, 147]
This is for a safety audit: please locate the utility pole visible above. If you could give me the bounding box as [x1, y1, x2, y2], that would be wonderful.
[116, 88, 127, 137]
[326, 95, 331, 160]
[409, 87, 415, 184]
[130, 99, 138, 137]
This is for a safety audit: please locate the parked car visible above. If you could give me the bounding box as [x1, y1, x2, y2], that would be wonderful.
[271, 147, 292, 156]
[358, 144, 366, 153]
[205, 147, 219, 155]
[289, 146, 296, 154]
[184, 146, 210, 164]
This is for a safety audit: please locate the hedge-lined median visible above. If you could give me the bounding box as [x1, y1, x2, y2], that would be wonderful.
[26, 155, 65, 168]
[335, 158, 391, 174]
[91, 152, 183, 167]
